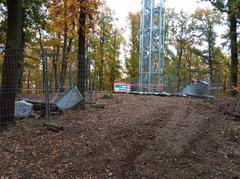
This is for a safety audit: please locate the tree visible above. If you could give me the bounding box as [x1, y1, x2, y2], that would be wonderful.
[98, 8, 114, 91]
[125, 12, 140, 82]
[77, 0, 100, 96]
[87, 7, 113, 91]
[213, 47, 231, 92]
[204, 0, 240, 96]
[167, 10, 194, 91]
[87, 6, 123, 91]
[0, 0, 48, 92]
[165, 8, 211, 92]
[48, 0, 78, 92]
[60, 0, 69, 92]
[77, 0, 87, 97]
[0, 0, 23, 127]
[107, 28, 123, 90]
[19, 0, 45, 92]
[192, 8, 222, 84]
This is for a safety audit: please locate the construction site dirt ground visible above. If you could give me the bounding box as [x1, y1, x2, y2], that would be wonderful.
[0, 94, 240, 178]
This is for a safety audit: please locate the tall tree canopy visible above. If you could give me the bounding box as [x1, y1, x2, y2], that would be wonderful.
[88, 6, 123, 91]
[203, 0, 240, 96]
[192, 8, 222, 84]
[125, 12, 140, 82]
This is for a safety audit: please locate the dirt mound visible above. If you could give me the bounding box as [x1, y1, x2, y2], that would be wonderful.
[217, 96, 240, 120]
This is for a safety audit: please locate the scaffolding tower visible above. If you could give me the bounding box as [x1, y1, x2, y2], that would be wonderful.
[139, 0, 165, 93]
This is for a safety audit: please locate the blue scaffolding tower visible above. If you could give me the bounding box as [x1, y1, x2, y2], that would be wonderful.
[139, 0, 165, 93]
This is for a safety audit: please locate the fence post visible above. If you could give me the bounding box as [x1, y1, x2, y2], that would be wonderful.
[43, 50, 50, 121]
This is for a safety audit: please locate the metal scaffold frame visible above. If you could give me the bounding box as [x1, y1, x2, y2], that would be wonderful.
[139, 0, 165, 93]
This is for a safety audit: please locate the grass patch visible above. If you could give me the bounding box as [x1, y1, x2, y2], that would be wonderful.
[91, 103, 105, 109]
[43, 120, 64, 132]
[198, 100, 214, 109]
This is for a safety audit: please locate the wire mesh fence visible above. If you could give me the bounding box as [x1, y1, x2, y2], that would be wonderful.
[0, 48, 225, 127]
[0, 49, 24, 126]
[0, 49, 93, 126]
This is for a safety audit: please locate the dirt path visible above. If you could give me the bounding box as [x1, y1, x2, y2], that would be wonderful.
[0, 94, 240, 178]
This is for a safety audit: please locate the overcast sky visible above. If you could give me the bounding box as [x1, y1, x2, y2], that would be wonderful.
[105, 0, 218, 46]
[105, 0, 223, 68]
[106, 0, 212, 29]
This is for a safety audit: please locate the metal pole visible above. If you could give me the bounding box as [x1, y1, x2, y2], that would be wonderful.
[139, 0, 145, 92]
[148, 0, 154, 93]
[43, 50, 50, 121]
[161, 0, 166, 92]
[158, 2, 162, 93]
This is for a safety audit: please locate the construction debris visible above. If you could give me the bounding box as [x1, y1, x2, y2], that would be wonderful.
[15, 100, 33, 118]
[182, 80, 209, 97]
[55, 86, 84, 111]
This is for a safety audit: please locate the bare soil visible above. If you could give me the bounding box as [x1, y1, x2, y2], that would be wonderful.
[0, 94, 240, 179]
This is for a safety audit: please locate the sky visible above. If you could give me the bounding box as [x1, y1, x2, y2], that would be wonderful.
[105, 0, 212, 30]
[105, 0, 224, 69]
[105, 0, 218, 47]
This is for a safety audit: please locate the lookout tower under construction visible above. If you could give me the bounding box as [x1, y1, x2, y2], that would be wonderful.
[139, 0, 165, 93]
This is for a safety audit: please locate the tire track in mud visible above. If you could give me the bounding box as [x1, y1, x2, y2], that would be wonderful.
[1, 94, 240, 178]
[154, 105, 208, 155]
[66, 95, 209, 178]
[102, 106, 174, 177]
[98, 96, 209, 178]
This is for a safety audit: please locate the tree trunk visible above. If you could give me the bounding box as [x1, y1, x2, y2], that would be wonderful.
[17, 7, 26, 94]
[53, 34, 60, 92]
[0, 0, 23, 127]
[209, 55, 214, 85]
[99, 46, 104, 91]
[27, 69, 30, 95]
[110, 67, 115, 91]
[38, 29, 45, 89]
[208, 39, 214, 85]
[223, 78, 227, 93]
[110, 31, 117, 91]
[59, 1, 68, 92]
[59, 32, 68, 92]
[59, 0, 68, 92]
[17, 32, 25, 94]
[77, 1, 86, 98]
[69, 62, 74, 87]
[188, 51, 192, 81]
[229, 10, 238, 96]
[66, 38, 73, 87]
[99, 19, 105, 91]
[176, 49, 183, 92]
[52, 45, 56, 90]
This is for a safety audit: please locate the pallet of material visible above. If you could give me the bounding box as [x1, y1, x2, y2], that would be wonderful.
[25, 100, 63, 115]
